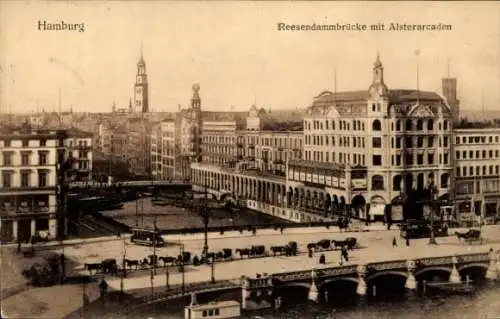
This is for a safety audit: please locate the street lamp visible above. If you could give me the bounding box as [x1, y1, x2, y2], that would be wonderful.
[210, 256, 215, 283]
[428, 185, 438, 245]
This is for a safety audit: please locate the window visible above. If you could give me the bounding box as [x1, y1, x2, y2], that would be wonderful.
[202, 310, 207, 317]
[428, 137, 434, 148]
[38, 171, 48, 187]
[372, 120, 381, 131]
[21, 151, 30, 166]
[416, 119, 423, 130]
[38, 151, 48, 166]
[371, 175, 384, 190]
[21, 171, 30, 187]
[417, 154, 424, 165]
[372, 137, 382, 148]
[396, 120, 401, 131]
[2, 171, 12, 187]
[40, 139, 46, 147]
[372, 155, 382, 166]
[22, 139, 29, 147]
[443, 120, 448, 130]
[406, 119, 412, 131]
[417, 137, 424, 148]
[455, 151, 460, 159]
[2, 152, 12, 166]
[405, 137, 413, 148]
[393, 175, 402, 191]
[428, 153, 434, 165]
[4, 140, 11, 147]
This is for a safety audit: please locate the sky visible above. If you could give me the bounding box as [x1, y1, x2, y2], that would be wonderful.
[1, 1, 499, 114]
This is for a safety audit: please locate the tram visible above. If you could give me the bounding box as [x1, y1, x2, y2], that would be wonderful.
[130, 227, 165, 247]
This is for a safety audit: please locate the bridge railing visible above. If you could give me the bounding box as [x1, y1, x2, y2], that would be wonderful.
[118, 279, 241, 315]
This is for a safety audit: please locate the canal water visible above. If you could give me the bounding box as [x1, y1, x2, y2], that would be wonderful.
[134, 283, 500, 318]
[102, 199, 290, 230]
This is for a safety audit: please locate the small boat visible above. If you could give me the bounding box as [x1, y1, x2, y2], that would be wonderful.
[424, 278, 475, 295]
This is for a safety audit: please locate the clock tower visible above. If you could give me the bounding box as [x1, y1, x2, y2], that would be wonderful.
[134, 49, 149, 113]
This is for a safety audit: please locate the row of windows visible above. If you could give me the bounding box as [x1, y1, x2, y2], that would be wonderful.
[455, 149, 500, 160]
[304, 150, 366, 166]
[246, 136, 302, 148]
[1, 171, 50, 188]
[455, 135, 499, 145]
[1, 139, 48, 147]
[390, 153, 448, 166]
[307, 119, 366, 132]
[2, 151, 49, 167]
[306, 119, 449, 132]
[456, 165, 500, 177]
[303, 151, 449, 166]
[305, 135, 446, 149]
[305, 135, 366, 148]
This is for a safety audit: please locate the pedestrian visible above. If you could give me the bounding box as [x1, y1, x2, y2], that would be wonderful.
[342, 246, 349, 262]
[308, 248, 313, 258]
[319, 254, 326, 264]
[392, 236, 398, 248]
[406, 237, 410, 247]
[339, 249, 344, 265]
[280, 227, 284, 235]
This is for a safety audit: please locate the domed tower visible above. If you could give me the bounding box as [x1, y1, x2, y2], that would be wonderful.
[134, 48, 149, 113]
[368, 53, 389, 99]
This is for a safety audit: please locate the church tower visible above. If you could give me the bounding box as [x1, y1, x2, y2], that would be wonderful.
[134, 48, 149, 113]
[190, 83, 202, 163]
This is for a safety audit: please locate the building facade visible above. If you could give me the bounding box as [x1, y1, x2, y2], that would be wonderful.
[454, 128, 500, 221]
[151, 120, 176, 181]
[189, 54, 476, 224]
[0, 126, 92, 242]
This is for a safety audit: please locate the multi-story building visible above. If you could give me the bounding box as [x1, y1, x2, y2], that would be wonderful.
[201, 121, 240, 166]
[0, 125, 93, 242]
[65, 129, 93, 182]
[453, 128, 500, 221]
[190, 54, 462, 223]
[151, 120, 176, 180]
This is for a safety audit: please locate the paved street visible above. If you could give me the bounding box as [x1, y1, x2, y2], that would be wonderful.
[47, 225, 500, 292]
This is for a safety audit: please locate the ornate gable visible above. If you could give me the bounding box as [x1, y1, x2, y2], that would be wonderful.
[326, 106, 340, 117]
[409, 104, 434, 117]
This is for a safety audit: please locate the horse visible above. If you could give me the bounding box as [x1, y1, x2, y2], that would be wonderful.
[85, 263, 102, 275]
[250, 245, 265, 256]
[236, 248, 251, 259]
[101, 259, 117, 274]
[159, 256, 176, 266]
[125, 259, 139, 270]
[270, 246, 287, 256]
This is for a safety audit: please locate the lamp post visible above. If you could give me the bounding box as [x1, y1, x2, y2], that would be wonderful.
[428, 185, 438, 245]
[165, 264, 170, 290]
[210, 256, 215, 283]
[200, 204, 209, 260]
[180, 242, 185, 297]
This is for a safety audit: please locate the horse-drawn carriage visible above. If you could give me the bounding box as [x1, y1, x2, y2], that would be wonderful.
[455, 229, 484, 245]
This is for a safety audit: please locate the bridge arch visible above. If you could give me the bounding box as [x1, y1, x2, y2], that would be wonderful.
[457, 263, 489, 272]
[366, 270, 408, 281]
[279, 282, 311, 289]
[414, 266, 451, 277]
[318, 277, 359, 287]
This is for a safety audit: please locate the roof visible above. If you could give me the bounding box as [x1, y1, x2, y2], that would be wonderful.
[187, 300, 240, 311]
[313, 89, 443, 105]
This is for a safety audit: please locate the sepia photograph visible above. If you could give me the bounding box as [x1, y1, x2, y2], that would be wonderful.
[1, 1, 500, 318]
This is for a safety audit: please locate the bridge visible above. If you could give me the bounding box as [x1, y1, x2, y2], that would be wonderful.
[242, 250, 500, 308]
[68, 180, 192, 196]
[102, 250, 500, 316]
